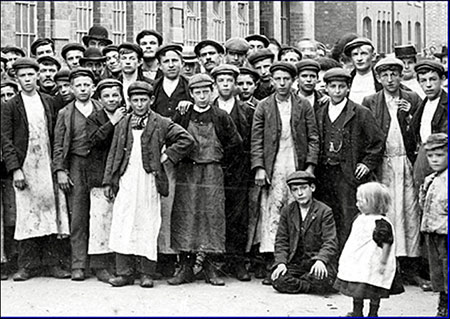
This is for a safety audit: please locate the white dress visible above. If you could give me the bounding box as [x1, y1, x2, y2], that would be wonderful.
[257, 98, 296, 253]
[108, 129, 161, 261]
[14, 94, 69, 240]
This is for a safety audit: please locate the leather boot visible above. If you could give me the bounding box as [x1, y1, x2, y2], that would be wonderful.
[109, 274, 134, 287]
[167, 253, 194, 285]
[140, 274, 154, 288]
[204, 258, 225, 286]
[235, 260, 251, 281]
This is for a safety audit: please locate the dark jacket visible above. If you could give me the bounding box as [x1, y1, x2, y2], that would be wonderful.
[251, 93, 320, 180]
[52, 99, 103, 172]
[152, 75, 192, 118]
[315, 99, 385, 187]
[1, 92, 57, 173]
[350, 68, 383, 92]
[362, 88, 422, 164]
[274, 199, 338, 268]
[102, 111, 195, 196]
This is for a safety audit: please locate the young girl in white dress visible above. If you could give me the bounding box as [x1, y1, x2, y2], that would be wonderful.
[334, 182, 404, 317]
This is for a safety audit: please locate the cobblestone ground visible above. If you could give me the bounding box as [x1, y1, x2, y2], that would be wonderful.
[1, 276, 438, 317]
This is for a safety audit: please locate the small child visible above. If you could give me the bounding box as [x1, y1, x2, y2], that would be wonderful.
[334, 182, 404, 317]
[419, 133, 448, 317]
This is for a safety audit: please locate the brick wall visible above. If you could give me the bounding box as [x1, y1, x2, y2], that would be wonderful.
[1, 2, 16, 48]
[425, 1, 448, 49]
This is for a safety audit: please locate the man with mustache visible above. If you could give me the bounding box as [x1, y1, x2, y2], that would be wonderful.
[37, 56, 61, 97]
[194, 40, 224, 76]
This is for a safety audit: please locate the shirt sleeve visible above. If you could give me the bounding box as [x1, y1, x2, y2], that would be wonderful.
[372, 218, 394, 248]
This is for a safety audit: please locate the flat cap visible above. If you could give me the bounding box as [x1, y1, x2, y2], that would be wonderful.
[247, 48, 274, 66]
[211, 64, 240, 78]
[127, 81, 154, 97]
[1, 80, 19, 91]
[286, 170, 316, 186]
[80, 47, 107, 64]
[188, 73, 214, 89]
[37, 55, 62, 70]
[239, 66, 260, 81]
[102, 45, 119, 56]
[82, 25, 112, 46]
[323, 67, 351, 83]
[414, 60, 445, 77]
[69, 67, 95, 82]
[61, 43, 86, 60]
[31, 38, 54, 56]
[278, 46, 303, 61]
[296, 59, 320, 74]
[225, 37, 250, 54]
[182, 50, 198, 63]
[194, 40, 225, 57]
[12, 58, 39, 71]
[344, 37, 374, 57]
[54, 69, 71, 82]
[155, 44, 183, 60]
[245, 34, 269, 48]
[394, 44, 417, 59]
[374, 57, 405, 73]
[136, 29, 163, 46]
[96, 78, 123, 94]
[424, 133, 448, 151]
[270, 61, 297, 78]
[118, 43, 144, 60]
[2, 46, 26, 57]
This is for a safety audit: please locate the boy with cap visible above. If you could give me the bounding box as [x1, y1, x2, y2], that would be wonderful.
[271, 170, 338, 294]
[224, 37, 250, 67]
[419, 133, 448, 317]
[181, 50, 200, 79]
[250, 62, 319, 284]
[85, 79, 126, 283]
[103, 81, 194, 288]
[394, 44, 425, 99]
[31, 38, 56, 59]
[296, 59, 324, 112]
[278, 46, 303, 65]
[194, 40, 224, 75]
[37, 56, 61, 96]
[245, 34, 270, 55]
[2, 46, 26, 81]
[2, 58, 70, 281]
[296, 38, 319, 59]
[169, 74, 242, 286]
[248, 48, 275, 100]
[54, 69, 74, 108]
[237, 66, 260, 109]
[102, 45, 121, 80]
[61, 43, 86, 70]
[136, 29, 164, 80]
[314, 68, 384, 251]
[53, 67, 103, 281]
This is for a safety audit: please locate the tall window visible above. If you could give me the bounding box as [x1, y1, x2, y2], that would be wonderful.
[15, 1, 36, 55]
[377, 20, 381, 52]
[76, 1, 93, 43]
[212, 1, 225, 43]
[281, 2, 290, 44]
[415, 22, 422, 51]
[237, 2, 249, 38]
[112, 1, 126, 44]
[408, 21, 412, 43]
[382, 21, 386, 53]
[387, 21, 391, 53]
[185, 1, 201, 47]
[363, 17, 372, 40]
[395, 21, 402, 46]
[143, 1, 156, 30]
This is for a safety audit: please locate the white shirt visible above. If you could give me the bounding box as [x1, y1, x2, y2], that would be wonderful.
[163, 77, 179, 97]
[122, 72, 138, 109]
[299, 205, 309, 221]
[217, 96, 235, 114]
[298, 92, 315, 109]
[420, 96, 440, 142]
[402, 78, 426, 99]
[193, 104, 210, 113]
[349, 71, 376, 104]
[75, 100, 93, 118]
[328, 98, 347, 122]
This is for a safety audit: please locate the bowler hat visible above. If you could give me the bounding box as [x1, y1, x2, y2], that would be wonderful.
[136, 29, 163, 46]
[414, 60, 445, 77]
[82, 25, 113, 47]
[188, 73, 214, 89]
[194, 40, 225, 57]
[245, 34, 270, 48]
[286, 171, 316, 186]
[37, 55, 62, 70]
[69, 67, 96, 82]
[270, 61, 297, 78]
[211, 64, 240, 79]
[225, 37, 250, 54]
[155, 44, 183, 60]
[343, 37, 374, 57]
[80, 47, 107, 64]
[31, 38, 55, 56]
[128, 81, 154, 97]
[12, 58, 39, 72]
[247, 48, 274, 66]
[424, 133, 448, 151]
[394, 44, 417, 59]
[118, 43, 144, 60]
[61, 43, 86, 60]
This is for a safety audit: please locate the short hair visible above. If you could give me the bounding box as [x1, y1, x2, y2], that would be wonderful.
[238, 72, 258, 84]
[356, 182, 392, 216]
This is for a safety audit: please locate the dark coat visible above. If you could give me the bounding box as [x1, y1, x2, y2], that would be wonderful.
[52, 99, 103, 172]
[274, 199, 338, 268]
[251, 93, 320, 180]
[350, 68, 383, 92]
[1, 92, 57, 173]
[151, 75, 192, 118]
[102, 111, 195, 196]
[242, 96, 260, 110]
[362, 88, 422, 164]
[315, 99, 385, 187]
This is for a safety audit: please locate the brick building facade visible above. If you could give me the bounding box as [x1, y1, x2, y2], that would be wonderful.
[424, 1, 448, 50]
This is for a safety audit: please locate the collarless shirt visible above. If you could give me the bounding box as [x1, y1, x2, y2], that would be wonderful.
[328, 98, 347, 122]
[163, 77, 180, 98]
[217, 96, 235, 114]
[420, 96, 440, 142]
[350, 71, 376, 104]
[75, 100, 94, 118]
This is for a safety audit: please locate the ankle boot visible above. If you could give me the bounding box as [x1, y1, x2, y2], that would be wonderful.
[368, 300, 380, 317]
[204, 258, 225, 286]
[346, 298, 363, 317]
[167, 253, 194, 285]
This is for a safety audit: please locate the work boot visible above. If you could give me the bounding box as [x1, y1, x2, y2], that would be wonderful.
[167, 253, 195, 285]
[346, 298, 363, 317]
[109, 275, 134, 287]
[254, 262, 266, 279]
[48, 266, 71, 279]
[95, 268, 113, 283]
[140, 274, 154, 288]
[13, 268, 33, 281]
[204, 260, 225, 286]
[235, 261, 251, 281]
[71, 269, 85, 281]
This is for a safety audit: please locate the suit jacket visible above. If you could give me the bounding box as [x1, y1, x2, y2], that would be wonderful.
[251, 93, 320, 180]
[274, 199, 338, 267]
[1, 92, 57, 173]
[362, 88, 422, 164]
[152, 75, 192, 119]
[52, 99, 103, 172]
[102, 111, 195, 196]
[315, 99, 385, 187]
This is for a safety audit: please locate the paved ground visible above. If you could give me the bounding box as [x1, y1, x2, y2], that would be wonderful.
[1, 276, 438, 317]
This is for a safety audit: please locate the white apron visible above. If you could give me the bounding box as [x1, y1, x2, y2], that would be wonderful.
[14, 98, 69, 240]
[88, 187, 114, 254]
[338, 214, 397, 290]
[109, 130, 161, 261]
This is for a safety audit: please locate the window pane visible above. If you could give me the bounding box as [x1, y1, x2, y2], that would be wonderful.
[30, 4, 35, 33]
[23, 5, 28, 33]
[16, 4, 21, 32]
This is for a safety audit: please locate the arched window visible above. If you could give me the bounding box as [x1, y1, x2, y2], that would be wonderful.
[377, 20, 381, 52]
[408, 21, 412, 43]
[382, 21, 386, 53]
[395, 21, 402, 46]
[363, 17, 372, 40]
[415, 22, 422, 51]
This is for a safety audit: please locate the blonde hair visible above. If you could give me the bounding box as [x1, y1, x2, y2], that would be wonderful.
[357, 182, 392, 216]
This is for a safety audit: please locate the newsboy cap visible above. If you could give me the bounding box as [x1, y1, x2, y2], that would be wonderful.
[225, 37, 250, 54]
[31, 38, 55, 56]
[2, 46, 26, 57]
[211, 64, 240, 79]
[323, 68, 351, 83]
[182, 50, 198, 63]
[127, 81, 154, 97]
[102, 45, 119, 56]
[12, 58, 39, 72]
[247, 48, 274, 66]
[394, 44, 417, 59]
[37, 55, 61, 70]
[136, 29, 163, 46]
[118, 43, 144, 60]
[194, 40, 225, 57]
[414, 60, 445, 77]
[80, 47, 107, 64]
[343, 37, 374, 57]
[96, 78, 123, 94]
[82, 25, 113, 46]
[245, 34, 270, 48]
[188, 73, 214, 89]
[286, 171, 316, 186]
[424, 133, 448, 151]
[270, 61, 297, 78]
[296, 59, 321, 74]
[278, 46, 303, 61]
[1, 79, 19, 91]
[374, 57, 405, 74]
[69, 67, 95, 82]
[239, 66, 260, 82]
[54, 69, 71, 82]
[155, 44, 183, 60]
[61, 43, 86, 60]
